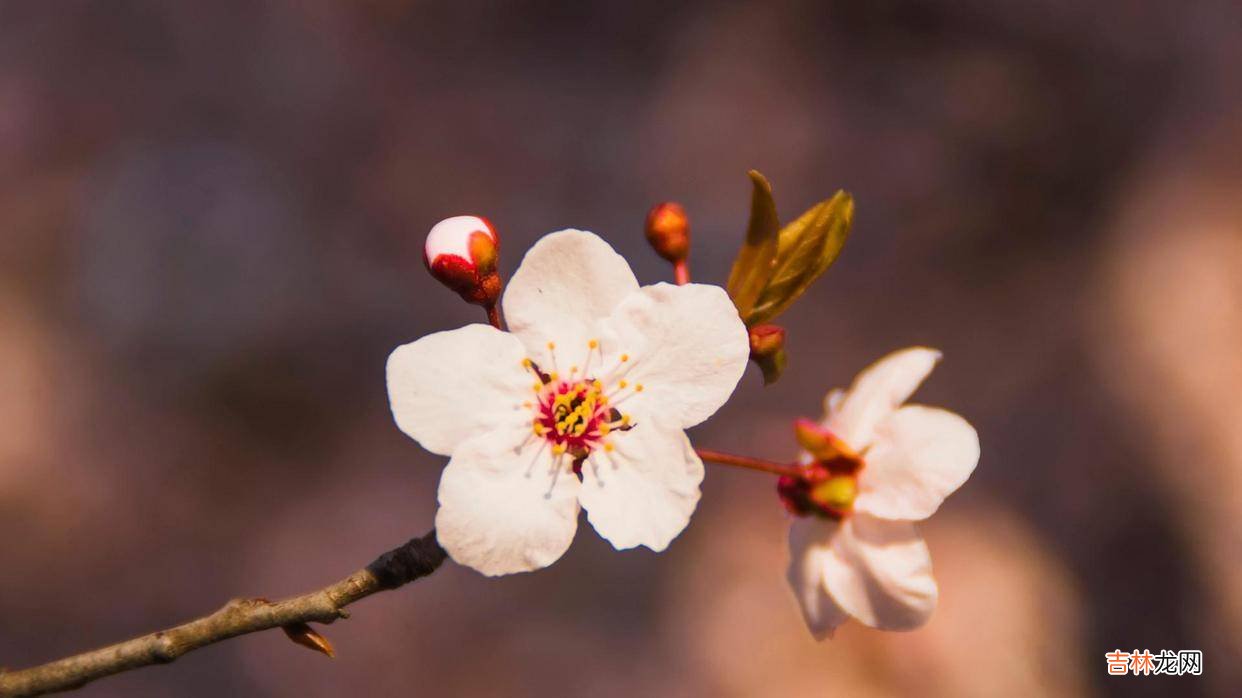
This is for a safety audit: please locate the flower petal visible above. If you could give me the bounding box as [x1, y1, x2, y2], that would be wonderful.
[502, 229, 639, 369]
[855, 405, 980, 520]
[387, 324, 531, 456]
[825, 346, 941, 450]
[435, 431, 581, 576]
[821, 514, 938, 630]
[787, 517, 851, 639]
[601, 282, 749, 428]
[579, 424, 703, 552]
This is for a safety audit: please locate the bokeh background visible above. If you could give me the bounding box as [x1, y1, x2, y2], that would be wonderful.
[2, 1, 1240, 696]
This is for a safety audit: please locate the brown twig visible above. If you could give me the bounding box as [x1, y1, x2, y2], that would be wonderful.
[0, 530, 447, 697]
[695, 448, 803, 477]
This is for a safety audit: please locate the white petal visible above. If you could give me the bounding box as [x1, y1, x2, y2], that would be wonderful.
[787, 517, 851, 639]
[821, 514, 938, 630]
[825, 347, 942, 450]
[855, 405, 980, 520]
[601, 283, 749, 429]
[435, 431, 581, 576]
[823, 388, 846, 414]
[425, 215, 495, 262]
[386, 324, 532, 456]
[579, 424, 703, 552]
[502, 229, 639, 369]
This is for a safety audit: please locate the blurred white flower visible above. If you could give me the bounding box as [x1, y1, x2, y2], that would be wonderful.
[782, 348, 979, 637]
[388, 229, 749, 576]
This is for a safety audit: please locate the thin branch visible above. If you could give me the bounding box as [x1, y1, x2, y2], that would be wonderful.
[695, 447, 802, 477]
[0, 530, 447, 697]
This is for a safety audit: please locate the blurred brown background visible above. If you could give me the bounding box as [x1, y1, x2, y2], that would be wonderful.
[2, 1, 1240, 696]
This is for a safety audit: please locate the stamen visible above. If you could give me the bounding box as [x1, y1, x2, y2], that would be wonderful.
[545, 455, 564, 498]
[547, 341, 560, 373]
[586, 455, 604, 484]
[523, 439, 549, 478]
[582, 339, 600, 377]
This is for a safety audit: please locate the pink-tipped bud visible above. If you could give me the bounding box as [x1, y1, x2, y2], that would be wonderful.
[793, 419, 860, 465]
[644, 202, 690, 264]
[748, 324, 787, 384]
[748, 324, 785, 358]
[424, 215, 501, 306]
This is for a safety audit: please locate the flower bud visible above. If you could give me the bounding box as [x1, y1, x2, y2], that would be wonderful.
[748, 323, 787, 384]
[644, 202, 690, 264]
[424, 215, 500, 306]
[793, 418, 859, 464]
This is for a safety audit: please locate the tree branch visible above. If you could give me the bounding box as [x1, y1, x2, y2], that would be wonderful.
[0, 530, 447, 697]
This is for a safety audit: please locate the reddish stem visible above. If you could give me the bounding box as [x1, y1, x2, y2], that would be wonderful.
[673, 260, 690, 285]
[485, 303, 503, 330]
[695, 448, 802, 477]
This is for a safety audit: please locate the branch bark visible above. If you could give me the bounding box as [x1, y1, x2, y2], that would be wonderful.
[0, 530, 447, 697]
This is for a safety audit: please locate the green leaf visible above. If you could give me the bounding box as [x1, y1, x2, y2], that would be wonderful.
[746, 190, 853, 325]
[726, 170, 780, 318]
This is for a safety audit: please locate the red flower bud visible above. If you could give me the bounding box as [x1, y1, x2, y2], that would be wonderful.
[644, 202, 690, 264]
[748, 324, 787, 384]
[424, 215, 501, 306]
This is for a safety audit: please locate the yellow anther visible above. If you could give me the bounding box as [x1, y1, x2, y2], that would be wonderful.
[635, 384, 644, 392]
[549, 372, 558, 381]
[547, 342, 556, 350]
[522, 358, 532, 368]
[570, 366, 578, 374]
[552, 443, 567, 455]
[619, 380, 628, 389]
[621, 414, 631, 426]
[592, 380, 603, 392]
[532, 383, 543, 392]
[522, 401, 532, 408]
[603, 442, 615, 452]
[532, 422, 545, 435]
[588, 339, 598, 349]
[620, 354, 629, 362]
[598, 423, 611, 436]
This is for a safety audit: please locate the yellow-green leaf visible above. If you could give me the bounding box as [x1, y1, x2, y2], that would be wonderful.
[726, 170, 780, 318]
[746, 190, 853, 325]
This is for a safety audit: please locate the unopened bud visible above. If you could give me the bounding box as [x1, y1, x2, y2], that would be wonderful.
[749, 324, 787, 385]
[424, 215, 501, 306]
[644, 202, 690, 264]
[282, 622, 336, 658]
[749, 324, 785, 357]
[793, 418, 860, 463]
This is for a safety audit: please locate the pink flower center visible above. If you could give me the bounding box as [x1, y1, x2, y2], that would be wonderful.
[777, 454, 862, 520]
[521, 340, 641, 473]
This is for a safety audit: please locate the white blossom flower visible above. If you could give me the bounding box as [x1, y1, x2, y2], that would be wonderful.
[782, 347, 979, 637]
[388, 228, 750, 576]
